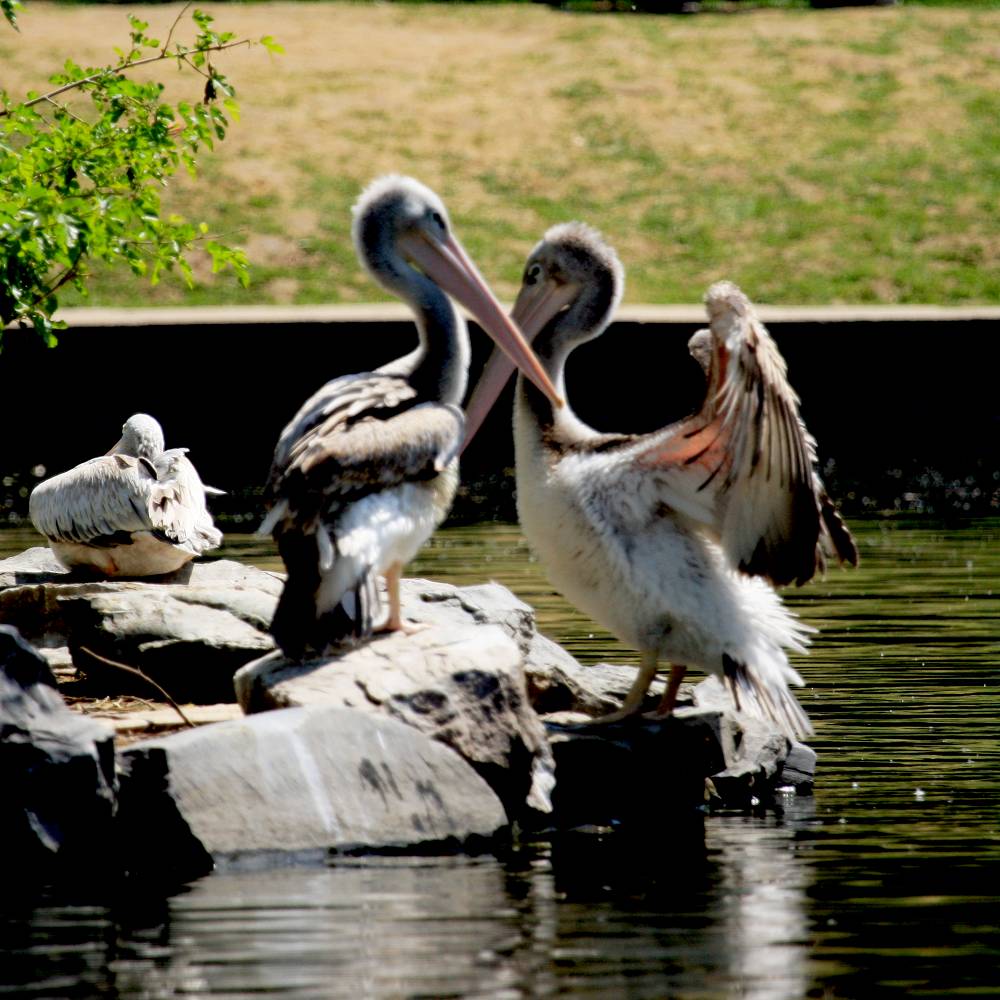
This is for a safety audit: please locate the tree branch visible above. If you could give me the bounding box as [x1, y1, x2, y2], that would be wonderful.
[0, 37, 252, 119]
[161, 1, 193, 57]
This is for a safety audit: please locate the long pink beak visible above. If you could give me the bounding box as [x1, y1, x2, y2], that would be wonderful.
[461, 276, 574, 452]
[400, 231, 562, 414]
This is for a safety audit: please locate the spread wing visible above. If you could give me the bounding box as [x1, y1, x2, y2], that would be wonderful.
[626, 281, 856, 586]
[262, 372, 464, 531]
[28, 454, 159, 544]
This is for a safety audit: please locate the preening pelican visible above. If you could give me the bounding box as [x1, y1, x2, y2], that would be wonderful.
[464, 223, 857, 737]
[29, 413, 223, 577]
[260, 175, 561, 660]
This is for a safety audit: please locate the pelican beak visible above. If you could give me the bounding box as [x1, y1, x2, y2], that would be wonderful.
[511, 277, 580, 344]
[399, 230, 562, 411]
[462, 276, 577, 452]
[105, 438, 125, 456]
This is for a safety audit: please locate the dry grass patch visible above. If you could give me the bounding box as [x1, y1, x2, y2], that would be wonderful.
[2, 2, 998, 305]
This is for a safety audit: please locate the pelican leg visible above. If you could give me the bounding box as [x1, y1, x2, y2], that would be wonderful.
[375, 562, 429, 636]
[647, 662, 688, 719]
[590, 649, 660, 724]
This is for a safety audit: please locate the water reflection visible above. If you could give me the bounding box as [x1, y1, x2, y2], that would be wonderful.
[2, 825, 813, 1000]
[708, 802, 814, 1000]
[2, 518, 999, 997]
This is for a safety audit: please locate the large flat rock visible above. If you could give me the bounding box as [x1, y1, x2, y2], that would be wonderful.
[236, 622, 555, 818]
[118, 706, 507, 877]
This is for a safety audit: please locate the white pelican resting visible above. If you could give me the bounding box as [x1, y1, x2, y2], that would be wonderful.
[29, 413, 223, 577]
[464, 223, 858, 737]
[260, 175, 561, 660]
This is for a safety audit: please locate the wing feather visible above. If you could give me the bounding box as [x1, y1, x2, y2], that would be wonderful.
[266, 372, 464, 525]
[624, 281, 855, 585]
[29, 455, 157, 544]
[148, 449, 223, 554]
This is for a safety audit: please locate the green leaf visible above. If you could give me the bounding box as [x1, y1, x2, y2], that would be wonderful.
[0, 3, 263, 347]
[1, 0, 20, 30]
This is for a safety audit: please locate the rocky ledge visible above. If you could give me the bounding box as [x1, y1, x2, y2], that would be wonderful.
[0, 547, 815, 884]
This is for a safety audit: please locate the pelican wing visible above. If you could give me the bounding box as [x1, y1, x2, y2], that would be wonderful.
[265, 372, 464, 523]
[148, 448, 223, 554]
[628, 281, 853, 586]
[268, 373, 416, 473]
[28, 454, 159, 544]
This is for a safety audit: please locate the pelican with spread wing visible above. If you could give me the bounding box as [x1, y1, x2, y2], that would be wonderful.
[260, 176, 561, 660]
[464, 223, 857, 737]
[29, 413, 223, 577]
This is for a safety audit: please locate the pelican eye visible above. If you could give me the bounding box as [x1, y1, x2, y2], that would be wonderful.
[525, 263, 543, 286]
[430, 210, 446, 231]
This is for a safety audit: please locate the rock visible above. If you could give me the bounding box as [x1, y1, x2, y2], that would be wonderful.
[235, 623, 555, 818]
[0, 625, 117, 882]
[706, 717, 789, 810]
[61, 586, 275, 704]
[401, 578, 536, 652]
[117, 706, 507, 879]
[0, 545, 69, 586]
[778, 741, 817, 792]
[537, 663, 815, 813]
[687, 675, 805, 807]
[93, 702, 244, 741]
[531, 659, 672, 717]
[545, 709, 728, 828]
[0, 555, 281, 704]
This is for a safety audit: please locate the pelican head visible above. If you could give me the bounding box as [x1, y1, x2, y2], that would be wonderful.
[462, 222, 622, 450]
[351, 175, 560, 409]
[512, 222, 624, 351]
[351, 175, 453, 292]
[109, 413, 165, 459]
[687, 328, 713, 376]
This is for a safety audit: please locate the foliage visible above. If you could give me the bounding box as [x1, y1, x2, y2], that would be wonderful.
[0, 3, 282, 346]
[1, 0, 19, 30]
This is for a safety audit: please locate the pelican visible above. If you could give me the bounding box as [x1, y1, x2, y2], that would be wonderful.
[260, 175, 561, 660]
[464, 223, 858, 737]
[29, 413, 223, 577]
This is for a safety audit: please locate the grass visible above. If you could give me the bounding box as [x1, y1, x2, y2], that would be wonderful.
[2, 1, 998, 306]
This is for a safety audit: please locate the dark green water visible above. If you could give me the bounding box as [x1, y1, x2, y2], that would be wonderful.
[2, 519, 998, 999]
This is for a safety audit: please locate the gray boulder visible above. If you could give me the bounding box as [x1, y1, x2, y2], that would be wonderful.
[0, 553, 281, 704]
[0, 545, 71, 587]
[545, 708, 728, 828]
[530, 660, 668, 717]
[401, 578, 536, 651]
[235, 623, 555, 819]
[117, 706, 507, 879]
[777, 741, 818, 793]
[532, 664, 816, 814]
[692, 675, 815, 808]
[0, 625, 117, 882]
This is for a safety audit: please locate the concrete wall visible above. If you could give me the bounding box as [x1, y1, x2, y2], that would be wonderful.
[2, 305, 997, 521]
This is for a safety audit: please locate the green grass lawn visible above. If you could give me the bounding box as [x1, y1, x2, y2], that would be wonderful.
[3, 1, 998, 307]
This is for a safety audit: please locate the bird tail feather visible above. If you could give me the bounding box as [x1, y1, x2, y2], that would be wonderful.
[270, 526, 380, 660]
[723, 652, 813, 741]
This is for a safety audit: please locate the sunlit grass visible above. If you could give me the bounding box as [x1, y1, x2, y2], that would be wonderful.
[2, 2, 997, 307]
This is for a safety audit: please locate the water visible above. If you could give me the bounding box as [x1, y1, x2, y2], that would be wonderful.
[2, 519, 999, 998]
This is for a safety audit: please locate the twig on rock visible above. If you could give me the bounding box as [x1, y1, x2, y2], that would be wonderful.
[78, 646, 194, 728]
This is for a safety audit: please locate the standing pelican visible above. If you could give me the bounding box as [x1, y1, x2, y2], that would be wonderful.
[260, 175, 561, 660]
[464, 223, 857, 737]
[29, 413, 223, 577]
